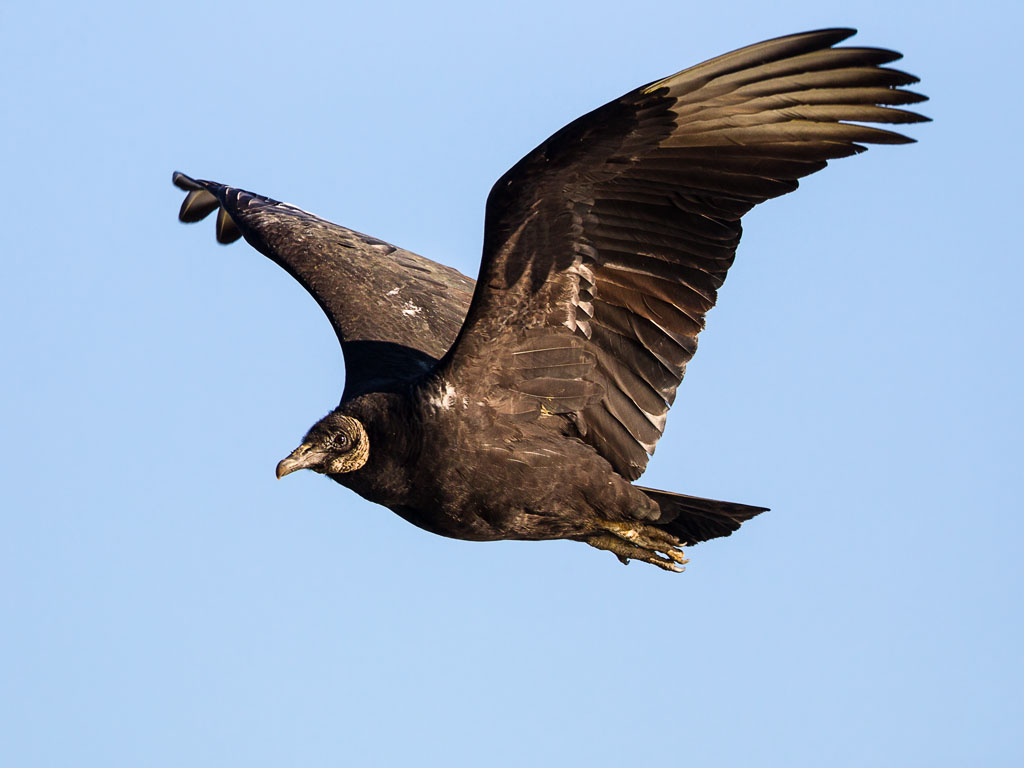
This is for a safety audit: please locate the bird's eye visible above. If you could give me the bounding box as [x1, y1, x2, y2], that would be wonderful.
[335, 435, 350, 450]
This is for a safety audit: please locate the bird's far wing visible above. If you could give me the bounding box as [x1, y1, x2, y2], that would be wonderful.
[432, 28, 928, 480]
[173, 173, 474, 398]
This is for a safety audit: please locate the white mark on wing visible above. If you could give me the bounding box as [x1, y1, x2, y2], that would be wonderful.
[278, 202, 320, 218]
[402, 301, 422, 317]
[386, 287, 401, 296]
[429, 382, 461, 410]
[562, 260, 595, 339]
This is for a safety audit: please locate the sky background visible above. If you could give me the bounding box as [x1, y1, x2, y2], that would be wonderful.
[3, 1, 1021, 765]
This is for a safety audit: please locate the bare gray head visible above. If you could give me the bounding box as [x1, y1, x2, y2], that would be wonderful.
[276, 413, 369, 479]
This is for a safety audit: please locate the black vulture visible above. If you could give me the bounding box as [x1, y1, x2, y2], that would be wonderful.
[174, 29, 927, 571]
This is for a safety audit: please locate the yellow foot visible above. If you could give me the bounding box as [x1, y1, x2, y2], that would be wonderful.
[586, 522, 689, 572]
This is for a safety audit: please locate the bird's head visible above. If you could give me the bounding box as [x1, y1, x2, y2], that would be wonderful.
[275, 413, 369, 479]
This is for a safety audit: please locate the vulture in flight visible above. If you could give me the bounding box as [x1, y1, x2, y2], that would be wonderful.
[174, 29, 926, 571]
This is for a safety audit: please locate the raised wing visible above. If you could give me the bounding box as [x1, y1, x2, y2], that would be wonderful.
[173, 173, 474, 398]
[433, 28, 928, 479]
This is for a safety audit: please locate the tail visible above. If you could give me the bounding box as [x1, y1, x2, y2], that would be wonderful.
[637, 486, 768, 545]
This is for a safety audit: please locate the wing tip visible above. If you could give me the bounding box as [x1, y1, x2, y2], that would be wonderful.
[795, 26, 858, 44]
[173, 170, 242, 243]
[744, 26, 860, 51]
[215, 206, 243, 244]
[175, 171, 221, 224]
[172, 170, 200, 191]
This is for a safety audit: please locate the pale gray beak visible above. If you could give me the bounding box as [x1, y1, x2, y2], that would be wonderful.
[275, 443, 326, 479]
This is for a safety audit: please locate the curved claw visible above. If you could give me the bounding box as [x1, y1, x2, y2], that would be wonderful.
[585, 526, 688, 573]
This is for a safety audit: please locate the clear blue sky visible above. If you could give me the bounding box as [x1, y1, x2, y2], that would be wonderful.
[3, 1, 1020, 765]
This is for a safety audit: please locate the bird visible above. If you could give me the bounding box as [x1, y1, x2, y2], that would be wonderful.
[173, 28, 926, 571]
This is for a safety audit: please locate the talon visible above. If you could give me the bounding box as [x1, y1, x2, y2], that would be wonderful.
[647, 555, 685, 573]
[665, 549, 689, 565]
[585, 525, 689, 573]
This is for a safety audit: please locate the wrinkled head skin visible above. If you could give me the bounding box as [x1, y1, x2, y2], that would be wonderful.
[276, 413, 369, 479]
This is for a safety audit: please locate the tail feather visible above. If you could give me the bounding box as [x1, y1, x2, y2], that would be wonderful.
[637, 486, 768, 545]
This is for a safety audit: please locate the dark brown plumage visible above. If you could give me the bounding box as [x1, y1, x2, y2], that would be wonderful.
[174, 29, 926, 570]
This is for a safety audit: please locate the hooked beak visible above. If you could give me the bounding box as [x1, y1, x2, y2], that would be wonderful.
[275, 443, 326, 479]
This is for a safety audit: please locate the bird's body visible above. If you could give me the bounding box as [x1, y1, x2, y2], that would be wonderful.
[174, 29, 926, 570]
[337, 387, 655, 543]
